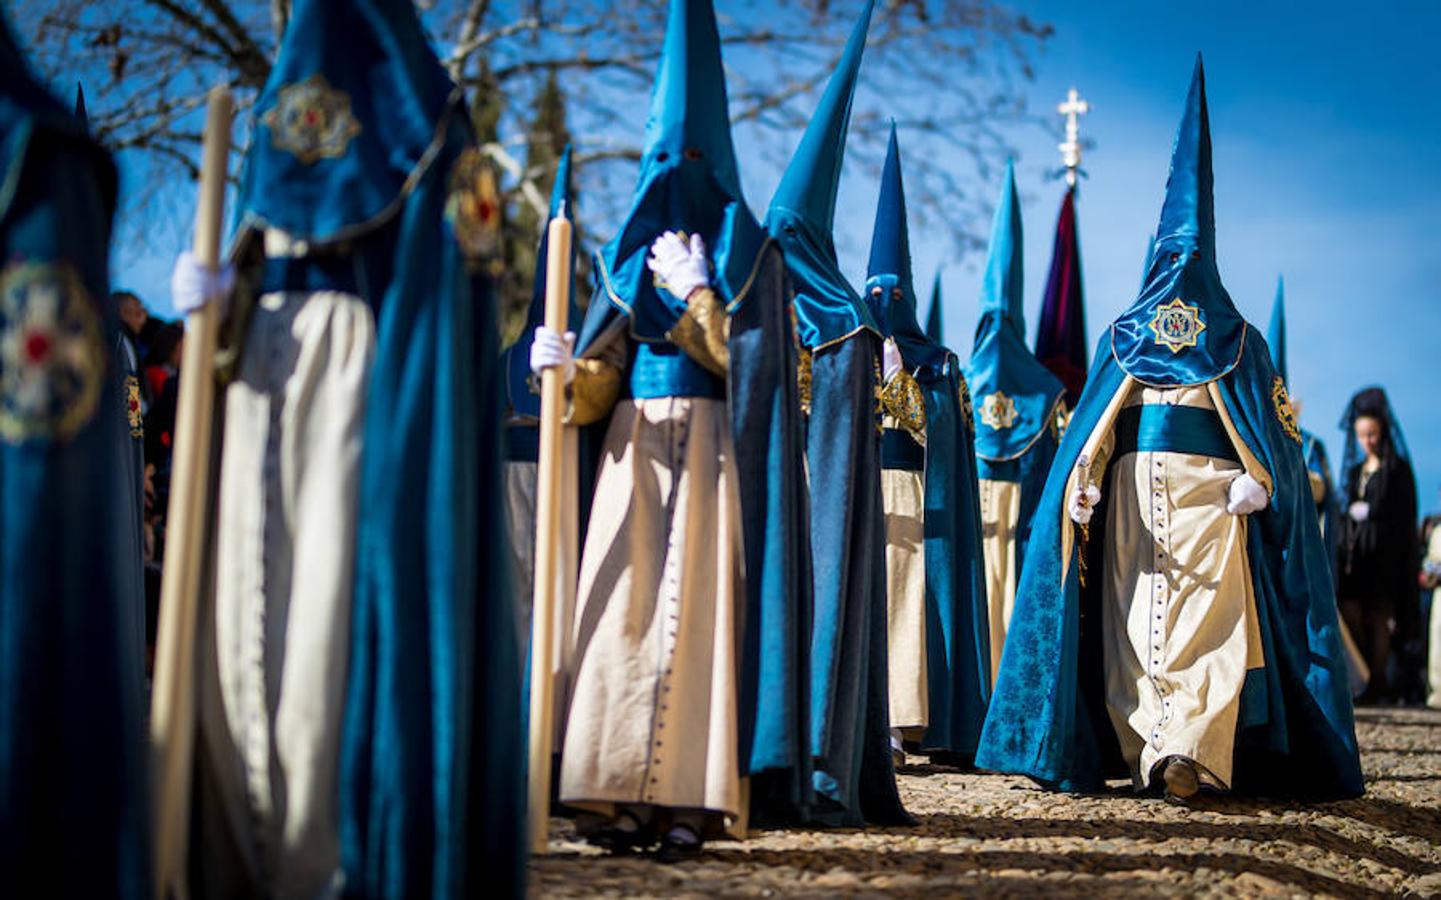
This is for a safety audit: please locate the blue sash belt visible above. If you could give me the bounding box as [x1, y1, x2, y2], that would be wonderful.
[881, 428, 925, 472]
[626, 343, 726, 400]
[976, 457, 1020, 482]
[505, 423, 539, 463]
[260, 254, 363, 297]
[1113, 404, 1238, 462]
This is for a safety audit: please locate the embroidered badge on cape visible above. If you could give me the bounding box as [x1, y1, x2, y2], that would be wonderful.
[445, 147, 502, 265]
[0, 261, 104, 444]
[125, 374, 143, 438]
[1272, 376, 1302, 443]
[980, 390, 1018, 430]
[262, 74, 363, 165]
[958, 372, 975, 433]
[1149, 297, 1206, 353]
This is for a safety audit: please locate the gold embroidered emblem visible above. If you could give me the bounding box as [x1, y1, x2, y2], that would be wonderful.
[979, 390, 1018, 430]
[1272, 376, 1301, 443]
[445, 147, 503, 264]
[125, 374, 143, 438]
[1148, 297, 1206, 353]
[0, 261, 104, 444]
[1052, 401, 1070, 440]
[262, 74, 362, 165]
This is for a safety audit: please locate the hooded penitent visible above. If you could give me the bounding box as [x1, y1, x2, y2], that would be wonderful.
[190, 0, 522, 895]
[865, 125, 991, 758]
[765, 0, 908, 827]
[976, 57, 1362, 800]
[0, 14, 148, 897]
[964, 162, 1066, 683]
[569, 0, 812, 827]
[1034, 185, 1088, 406]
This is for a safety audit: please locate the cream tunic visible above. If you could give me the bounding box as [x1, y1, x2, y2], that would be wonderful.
[559, 340, 744, 830]
[978, 478, 1022, 682]
[1097, 384, 1264, 791]
[198, 240, 375, 898]
[881, 455, 928, 735]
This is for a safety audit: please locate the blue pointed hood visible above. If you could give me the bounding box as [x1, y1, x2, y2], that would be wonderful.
[766, 0, 879, 349]
[977, 161, 1025, 336]
[965, 164, 1065, 462]
[1139, 233, 1156, 289]
[925, 270, 945, 346]
[508, 145, 580, 418]
[73, 83, 88, 129]
[592, 0, 766, 342]
[864, 124, 945, 373]
[1267, 275, 1287, 385]
[234, 0, 461, 243]
[1110, 56, 1246, 387]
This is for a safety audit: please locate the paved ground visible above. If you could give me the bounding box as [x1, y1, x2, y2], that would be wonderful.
[531, 706, 1441, 897]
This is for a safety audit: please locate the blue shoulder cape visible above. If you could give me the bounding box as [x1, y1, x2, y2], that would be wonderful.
[975, 329, 1363, 800]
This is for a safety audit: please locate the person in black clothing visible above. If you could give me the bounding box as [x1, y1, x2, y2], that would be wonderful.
[1338, 386, 1418, 704]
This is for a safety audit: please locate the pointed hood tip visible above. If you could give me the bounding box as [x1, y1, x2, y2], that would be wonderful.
[977, 159, 1024, 331]
[549, 143, 573, 218]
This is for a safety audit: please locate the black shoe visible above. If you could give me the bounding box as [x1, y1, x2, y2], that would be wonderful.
[652, 825, 703, 863]
[585, 811, 656, 855]
[1161, 757, 1199, 803]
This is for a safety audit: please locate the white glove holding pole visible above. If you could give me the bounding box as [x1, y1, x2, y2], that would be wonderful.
[529, 326, 576, 385]
[170, 250, 236, 316]
[882, 338, 904, 383]
[1068, 484, 1101, 525]
[1348, 501, 1371, 522]
[1226, 473, 1269, 516]
[647, 231, 710, 301]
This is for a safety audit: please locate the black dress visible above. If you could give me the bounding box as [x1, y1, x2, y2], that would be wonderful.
[1338, 454, 1417, 698]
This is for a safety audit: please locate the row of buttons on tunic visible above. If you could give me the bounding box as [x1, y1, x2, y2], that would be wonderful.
[647, 401, 687, 804]
[1147, 450, 1174, 751]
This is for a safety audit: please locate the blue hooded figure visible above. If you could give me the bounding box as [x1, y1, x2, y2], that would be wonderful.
[549, 0, 812, 855]
[766, 0, 909, 827]
[964, 162, 1067, 686]
[0, 15, 149, 897]
[976, 57, 1363, 802]
[925, 270, 945, 346]
[183, 0, 522, 896]
[864, 125, 991, 762]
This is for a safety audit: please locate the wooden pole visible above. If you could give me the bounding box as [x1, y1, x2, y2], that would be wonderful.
[527, 207, 573, 855]
[150, 86, 233, 900]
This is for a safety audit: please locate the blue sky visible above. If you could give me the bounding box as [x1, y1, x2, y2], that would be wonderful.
[91, 0, 1441, 501]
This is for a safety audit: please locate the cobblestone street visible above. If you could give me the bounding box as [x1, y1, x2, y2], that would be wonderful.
[531, 707, 1441, 897]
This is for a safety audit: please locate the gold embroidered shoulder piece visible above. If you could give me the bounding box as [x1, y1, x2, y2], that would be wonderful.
[880, 369, 927, 440]
[1272, 376, 1302, 443]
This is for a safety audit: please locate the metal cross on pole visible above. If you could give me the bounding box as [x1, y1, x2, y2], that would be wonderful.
[1058, 87, 1090, 187]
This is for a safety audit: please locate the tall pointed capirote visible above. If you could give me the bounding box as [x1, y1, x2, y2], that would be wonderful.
[865, 122, 944, 371]
[765, 0, 878, 348]
[926, 271, 945, 345]
[73, 82, 87, 127]
[1267, 275, 1287, 384]
[1110, 54, 1245, 388]
[590, 0, 765, 343]
[1033, 185, 1088, 405]
[769, 0, 875, 234]
[977, 160, 1025, 335]
[1139, 233, 1156, 288]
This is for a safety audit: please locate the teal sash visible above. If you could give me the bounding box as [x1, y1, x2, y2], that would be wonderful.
[880, 428, 924, 472]
[1113, 404, 1238, 462]
[626, 342, 726, 400]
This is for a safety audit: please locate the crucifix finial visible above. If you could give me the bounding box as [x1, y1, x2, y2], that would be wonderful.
[1057, 87, 1090, 188]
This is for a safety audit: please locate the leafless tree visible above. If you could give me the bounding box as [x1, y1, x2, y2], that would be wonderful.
[11, 0, 1052, 335]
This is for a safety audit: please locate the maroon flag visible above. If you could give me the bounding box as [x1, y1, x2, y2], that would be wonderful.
[1033, 186, 1087, 406]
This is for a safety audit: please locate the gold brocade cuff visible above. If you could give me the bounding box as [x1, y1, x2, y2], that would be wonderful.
[565, 359, 621, 426]
[666, 286, 730, 377]
[1307, 469, 1326, 505]
[880, 369, 927, 440]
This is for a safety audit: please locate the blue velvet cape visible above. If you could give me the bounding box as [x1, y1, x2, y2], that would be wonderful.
[975, 332, 1364, 799]
[0, 16, 149, 895]
[230, 0, 523, 895]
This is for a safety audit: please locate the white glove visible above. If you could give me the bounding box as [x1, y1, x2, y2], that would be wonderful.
[1068, 484, 1101, 525]
[529, 326, 576, 385]
[1226, 473, 1269, 516]
[882, 338, 904, 383]
[1348, 501, 1371, 523]
[170, 250, 235, 315]
[646, 231, 710, 301]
